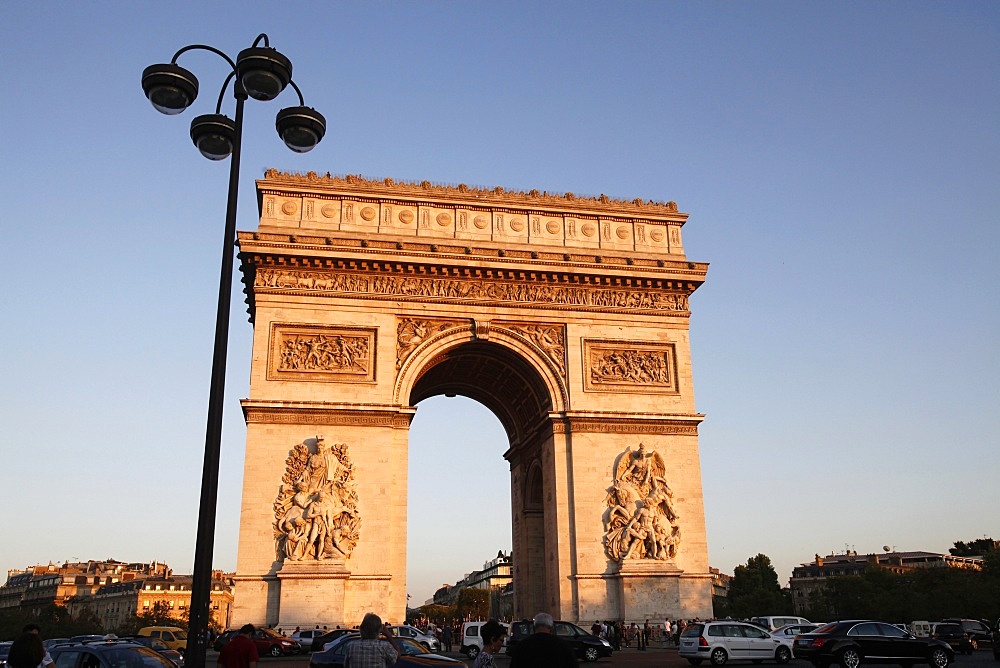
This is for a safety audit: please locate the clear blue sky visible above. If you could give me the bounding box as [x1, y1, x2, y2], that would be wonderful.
[2, 2, 997, 607]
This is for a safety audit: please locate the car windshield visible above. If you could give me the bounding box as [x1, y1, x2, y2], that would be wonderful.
[259, 629, 282, 639]
[396, 638, 428, 656]
[812, 623, 838, 634]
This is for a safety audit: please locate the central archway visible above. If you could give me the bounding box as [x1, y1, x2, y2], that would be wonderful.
[232, 171, 712, 628]
[400, 335, 563, 616]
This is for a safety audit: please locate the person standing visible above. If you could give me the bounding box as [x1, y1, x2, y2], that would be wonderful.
[472, 620, 506, 668]
[7, 630, 44, 668]
[344, 613, 399, 668]
[664, 618, 673, 647]
[509, 613, 577, 668]
[218, 624, 259, 668]
[442, 624, 452, 653]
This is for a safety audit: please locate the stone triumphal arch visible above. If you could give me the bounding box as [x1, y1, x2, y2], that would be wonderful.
[232, 170, 711, 628]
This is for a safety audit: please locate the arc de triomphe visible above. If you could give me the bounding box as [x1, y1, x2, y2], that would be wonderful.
[231, 170, 711, 628]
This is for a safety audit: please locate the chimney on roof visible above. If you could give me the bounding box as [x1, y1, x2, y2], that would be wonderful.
[815, 554, 824, 567]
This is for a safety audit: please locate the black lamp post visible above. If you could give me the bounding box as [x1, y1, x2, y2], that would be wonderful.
[142, 34, 325, 668]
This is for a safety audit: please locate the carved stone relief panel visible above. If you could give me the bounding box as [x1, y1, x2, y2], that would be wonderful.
[396, 317, 467, 369]
[565, 216, 601, 249]
[498, 322, 566, 378]
[268, 324, 376, 383]
[301, 197, 342, 229]
[416, 205, 456, 239]
[273, 436, 361, 562]
[583, 339, 678, 394]
[604, 444, 680, 563]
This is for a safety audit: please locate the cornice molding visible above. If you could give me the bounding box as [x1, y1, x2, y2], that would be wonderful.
[241, 400, 415, 428]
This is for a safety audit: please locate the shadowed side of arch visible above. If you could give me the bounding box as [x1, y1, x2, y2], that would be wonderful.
[393, 329, 566, 447]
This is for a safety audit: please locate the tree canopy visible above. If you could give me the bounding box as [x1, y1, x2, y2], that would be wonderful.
[715, 553, 791, 619]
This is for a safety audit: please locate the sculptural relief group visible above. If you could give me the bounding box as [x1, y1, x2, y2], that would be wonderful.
[273, 437, 361, 562]
[604, 444, 681, 562]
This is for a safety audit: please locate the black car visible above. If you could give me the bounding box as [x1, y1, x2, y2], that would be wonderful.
[992, 617, 999, 661]
[49, 640, 178, 668]
[930, 624, 973, 655]
[793, 621, 952, 668]
[1, 641, 12, 668]
[505, 620, 613, 663]
[940, 619, 992, 650]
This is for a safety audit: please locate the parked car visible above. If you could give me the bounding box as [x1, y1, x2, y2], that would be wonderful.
[311, 629, 354, 652]
[49, 640, 177, 668]
[67, 636, 109, 644]
[679, 620, 792, 665]
[249, 628, 300, 656]
[460, 620, 509, 659]
[388, 625, 440, 652]
[931, 623, 974, 655]
[118, 636, 185, 666]
[793, 620, 953, 668]
[138, 627, 188, 652]
[940, 619, 992, 650]
[308, 634, 460, 668]
[212, 630, 236, 652]
[750, 617, 813, 632]
[1, 641, 12, 668]
[505, 619, 612, 663]
[770, 624, 819, 652]
[290, 630, 324, 652]
[992, 617, 999, 661]
[909, 622, 932, 639]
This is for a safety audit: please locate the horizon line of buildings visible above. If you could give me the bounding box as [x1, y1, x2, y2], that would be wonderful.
[1, 559, 234, 631]
[3, 546, 984, 627]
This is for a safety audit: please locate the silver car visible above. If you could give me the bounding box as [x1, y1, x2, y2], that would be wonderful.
[680, 620, 791, 666]
[389, 625, 440, 652]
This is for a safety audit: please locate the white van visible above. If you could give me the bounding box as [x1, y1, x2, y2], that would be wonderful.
[749, 616, 811, 631]
[909, 621, 932, 638]
[460, 620, 509, 659]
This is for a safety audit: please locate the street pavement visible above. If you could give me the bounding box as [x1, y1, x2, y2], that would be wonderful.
[216, 645, 1000, 667]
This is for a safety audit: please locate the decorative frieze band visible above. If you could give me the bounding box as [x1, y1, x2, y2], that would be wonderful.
[254, 268, 689, 314]
[583, 339, 678, 394]
[550, 415, 701, 435]
[268, 324, 376, 383]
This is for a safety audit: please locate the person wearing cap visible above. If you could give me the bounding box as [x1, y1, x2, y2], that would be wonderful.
[218, 624, 259, 668]
[509, 612, 577, 667]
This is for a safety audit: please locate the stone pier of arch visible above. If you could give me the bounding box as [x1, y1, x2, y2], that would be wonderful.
[230, 171, 712, 628]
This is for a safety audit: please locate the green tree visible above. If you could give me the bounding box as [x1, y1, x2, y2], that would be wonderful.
[410, 604, 456, 625]
[950, 538, 998, 557]
[455, 588, 490, 621]
[718, 554, 790, 619]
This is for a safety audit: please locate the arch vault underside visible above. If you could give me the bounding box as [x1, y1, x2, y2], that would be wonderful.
[231, 170, 712, 628]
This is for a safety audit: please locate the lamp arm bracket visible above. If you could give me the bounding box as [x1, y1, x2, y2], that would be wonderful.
[170, 44, 238, 72]
[287, 80, 306, 106]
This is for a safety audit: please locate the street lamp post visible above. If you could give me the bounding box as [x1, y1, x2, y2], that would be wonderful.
[142, 34, 325, 668]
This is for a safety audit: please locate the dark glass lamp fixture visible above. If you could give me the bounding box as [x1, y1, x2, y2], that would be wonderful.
[141, 34, 325, 158]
